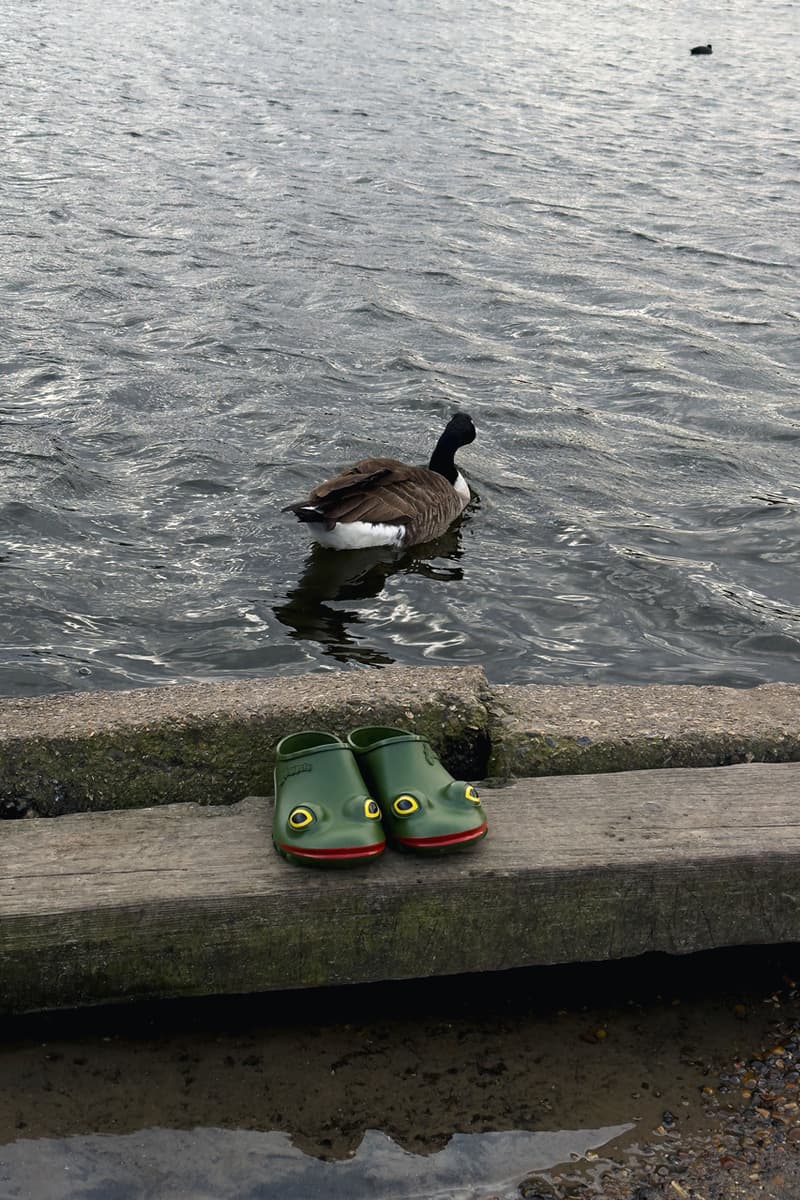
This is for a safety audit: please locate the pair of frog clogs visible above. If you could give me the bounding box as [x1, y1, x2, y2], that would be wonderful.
[273, 726, 488, 867]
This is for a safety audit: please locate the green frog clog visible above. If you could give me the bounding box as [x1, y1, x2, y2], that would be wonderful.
[347, 726, 488, 853]
[273, 731, 386, 867]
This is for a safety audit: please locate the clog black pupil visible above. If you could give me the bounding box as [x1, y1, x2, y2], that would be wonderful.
[393, 794, 419, 815]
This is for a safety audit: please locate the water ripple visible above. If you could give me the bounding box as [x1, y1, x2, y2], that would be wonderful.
[1, 0, 799, 694]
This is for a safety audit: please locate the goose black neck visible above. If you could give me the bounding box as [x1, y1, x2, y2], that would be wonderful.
[428, 433, 459, 484]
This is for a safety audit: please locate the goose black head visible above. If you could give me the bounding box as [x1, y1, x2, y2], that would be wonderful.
[443, 411, 477, 447]
[428, 412, 476, 482]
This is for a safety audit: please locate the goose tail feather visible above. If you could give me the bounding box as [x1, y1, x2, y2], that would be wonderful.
[282, 502, 331, 527]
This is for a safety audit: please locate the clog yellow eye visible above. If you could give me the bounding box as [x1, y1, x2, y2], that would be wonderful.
[465, 785, 481, 805]
[393, 794, 420, 816]
[288, 806, 315, 830]
[364, 798, 381, 820]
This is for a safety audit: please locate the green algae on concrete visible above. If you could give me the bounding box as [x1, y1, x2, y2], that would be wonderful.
[487, 682, 800, 779]
[4, 673, 800, 819]
[0, 667, 491, 817]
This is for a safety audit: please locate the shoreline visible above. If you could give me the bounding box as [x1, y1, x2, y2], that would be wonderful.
[3, 668, 800, 1016]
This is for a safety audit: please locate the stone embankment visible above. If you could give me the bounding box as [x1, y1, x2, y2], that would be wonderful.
[2, 668, 799, 1014]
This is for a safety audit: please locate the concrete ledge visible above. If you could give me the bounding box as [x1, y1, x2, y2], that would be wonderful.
[0, 668, 490, 817]
[488, 682, 800, 777]
[4, 762, 800, 1015]
[2, 673, 800, 818]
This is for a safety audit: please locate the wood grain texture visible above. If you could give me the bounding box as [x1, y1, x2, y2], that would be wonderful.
[3, 762, 800, 1013]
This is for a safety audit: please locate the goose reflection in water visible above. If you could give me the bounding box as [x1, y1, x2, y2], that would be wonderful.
[272, 523, 465, 666]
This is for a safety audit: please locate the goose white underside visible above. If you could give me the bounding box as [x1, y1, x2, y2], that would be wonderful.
[308, 519, 407, 551]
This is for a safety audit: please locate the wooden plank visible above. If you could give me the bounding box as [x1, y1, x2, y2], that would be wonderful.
[2, 762, 800, 1014]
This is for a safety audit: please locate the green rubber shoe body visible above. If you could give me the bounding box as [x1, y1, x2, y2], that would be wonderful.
[347, 726, 488, 853]
[273, 731, 386, 867]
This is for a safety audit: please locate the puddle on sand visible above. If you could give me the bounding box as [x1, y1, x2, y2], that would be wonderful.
[0, 1125, 632, 1200]
[1, 946, 799, 1199]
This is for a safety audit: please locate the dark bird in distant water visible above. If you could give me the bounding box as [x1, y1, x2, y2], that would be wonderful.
[283, 412, 476, 550]
[690, 43, 712, 54]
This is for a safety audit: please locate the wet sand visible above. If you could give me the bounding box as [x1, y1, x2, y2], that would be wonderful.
[538, 972, 800, 1199]
[1, 946, 800, 1197]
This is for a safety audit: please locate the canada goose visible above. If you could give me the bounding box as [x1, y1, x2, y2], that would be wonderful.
[283, 412, 476, 550]
[690, 43, 712, 54]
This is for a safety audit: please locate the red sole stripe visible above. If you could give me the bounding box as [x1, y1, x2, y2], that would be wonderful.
[395, 821, 488, 849]
[277, 841, 385, 860]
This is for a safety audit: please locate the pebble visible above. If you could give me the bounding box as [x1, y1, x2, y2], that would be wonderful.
[527, 976, 800, 1200]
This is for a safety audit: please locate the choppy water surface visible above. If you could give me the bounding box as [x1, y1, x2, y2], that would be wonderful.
[2, 0, 799, 694]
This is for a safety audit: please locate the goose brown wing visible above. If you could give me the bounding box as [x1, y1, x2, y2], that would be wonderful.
[284, 458, 398, 519]
[304, 458, 429, 525]
[318, 487, 415, 525]
[316, 458, 455, 525]
[324, 469, 462, 537]
[310, 457, 403, 504]
[285, 457, 463, 537]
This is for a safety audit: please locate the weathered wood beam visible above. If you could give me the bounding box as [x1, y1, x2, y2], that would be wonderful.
[3, 762, 799, 1015]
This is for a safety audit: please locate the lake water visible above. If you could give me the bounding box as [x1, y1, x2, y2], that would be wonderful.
[2, 0, 799, 696]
